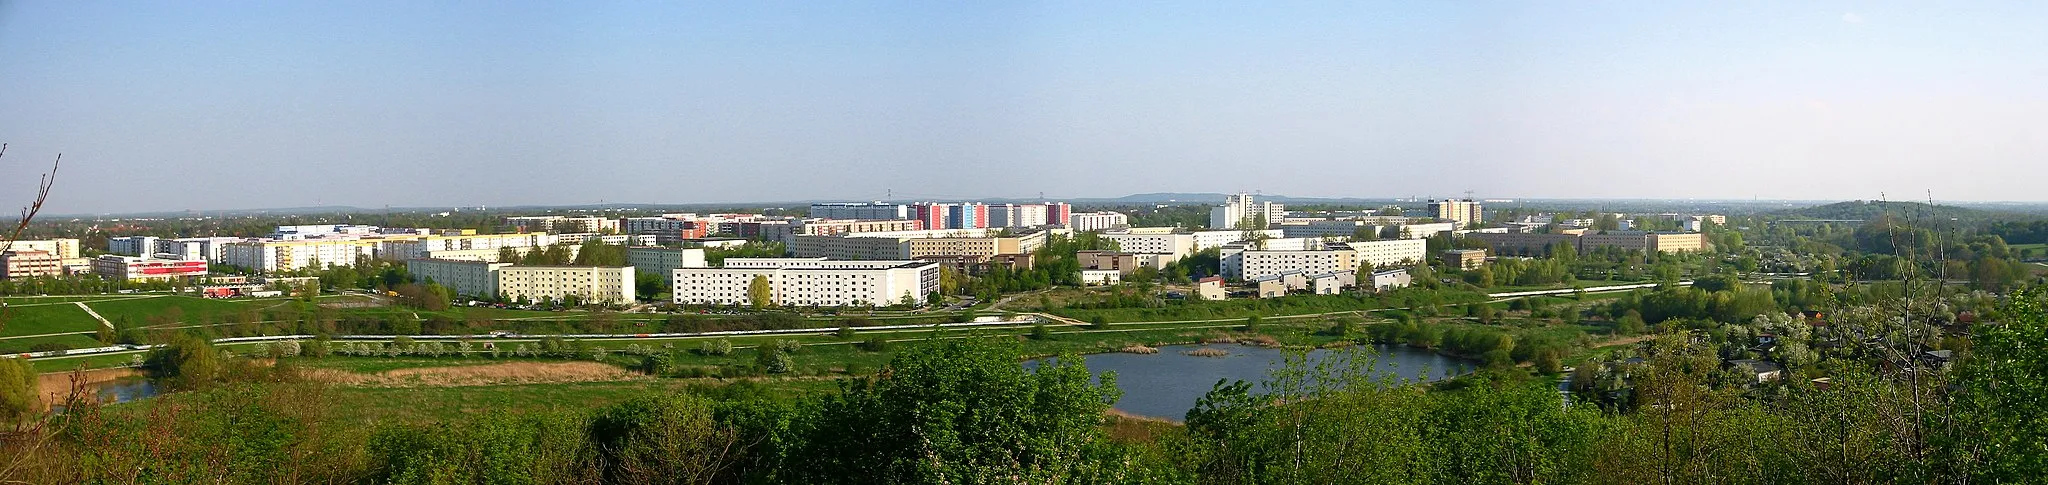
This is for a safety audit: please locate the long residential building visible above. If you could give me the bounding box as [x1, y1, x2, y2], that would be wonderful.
[1067, 211, 1129, 232]
[626, 246, 707, 275]
[404, 259, 511, 298]
[92, 255, 207, 282]
[1100, 232, 1195, 257]
[788, 228, 1053, 260]
[376, 233, 558, 261]
[221, 239, 382, 273]
[404, 259, 635, 304]
[797, 219, 924, 237]
[808, 202, 913, 221]
[0, 250, 62, 279]
[1221, 238, 1427, 280]
[672, 258, 940, 308]
[495, 266, 636, 305]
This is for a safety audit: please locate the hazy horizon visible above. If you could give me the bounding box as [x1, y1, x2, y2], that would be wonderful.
[4, 2, 2045, 214]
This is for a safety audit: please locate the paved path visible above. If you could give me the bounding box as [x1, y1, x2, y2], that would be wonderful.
[74, 302, 114, 330]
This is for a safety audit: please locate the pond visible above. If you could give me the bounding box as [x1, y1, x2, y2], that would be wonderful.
[1030, 343, 1473, 421]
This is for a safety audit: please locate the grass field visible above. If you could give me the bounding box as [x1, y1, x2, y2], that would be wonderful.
[0, 302, 101, 337]
[0, 333, 106, 355]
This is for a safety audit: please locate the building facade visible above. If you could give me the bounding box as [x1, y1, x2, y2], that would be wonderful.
[1428, 199, 1484, 228]
[626, 247, 708, 275]
[0, 250, 62, 279]
[11, 238, 82, 259]
[808, 202, 912, 221]
[1210, 193, 1285, 230]
[495, 266, 636, 305]
[1067, 211, 1130, 232]
[672, 258, 940, 308]
[1443, 249, 1488, 270]
[404, 259, 511, 298]
[92, 255, 207, 282]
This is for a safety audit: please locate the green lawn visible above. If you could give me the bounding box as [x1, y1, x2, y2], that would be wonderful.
[0, 302, 101, 337]
[0, 333, 107, 355]
[83, 296, 265, 326]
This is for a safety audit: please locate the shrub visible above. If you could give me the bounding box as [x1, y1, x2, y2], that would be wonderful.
[699, 339, 734, 356]
[857, 337, 892, 352]
[1030, 324, 1053, 341]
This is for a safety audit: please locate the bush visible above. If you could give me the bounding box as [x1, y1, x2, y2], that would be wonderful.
[699, 339, 734, 356]
[857, 336, 892, 352]
[1243, 316, 1263, 333]
[1029, 324, 1053, 341]
[27, 342, 71, 355]
[1089, 315, 1110, 330]
[837, 326, 856, 340]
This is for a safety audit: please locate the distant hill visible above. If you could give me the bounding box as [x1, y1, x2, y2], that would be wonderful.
[1772, 200, 2008, 221]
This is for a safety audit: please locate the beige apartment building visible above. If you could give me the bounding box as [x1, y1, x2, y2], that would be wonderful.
[496, 266, 636, 305]
[404, 259, 511, 298]
[0, 250, 62, 279]
[7, 238, 81, 259]
[1443, 249, 1487, 270]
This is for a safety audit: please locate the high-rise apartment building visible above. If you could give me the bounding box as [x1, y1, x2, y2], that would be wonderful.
[1210, 193, 1285, 230]
[1428, 199, 1484, 228]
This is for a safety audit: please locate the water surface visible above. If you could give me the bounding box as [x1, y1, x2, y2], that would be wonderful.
[1032, 343, 1471, 421]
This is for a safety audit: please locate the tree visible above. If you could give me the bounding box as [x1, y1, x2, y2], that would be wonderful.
[144, 333, 222, 391]
[1955, 288, 2048, 480]
[747, 275, 772, 309]
[1617, 309, 1648, 335]
[792, 339, 1124, 483]
[0, 357, 35, 424]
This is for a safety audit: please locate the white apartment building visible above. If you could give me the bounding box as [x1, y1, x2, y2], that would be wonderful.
[1210, 193, 1285, 230]
[404, 259, 511, 299]
[1100, 232, 1194, 257]
[672, 258, 940, 308]
[421, 245, 580, 262]
[507, 216, 619, 234]
[808, 202, 912, 221]
[221, 239, 380, 273]
[1280, 220, 1377, 239]
[270, 224, 380, 240]
[1191, 229, 1283, 251]
[107, 236, 158, 256]
[987, 204, 1052, 228]
[1220, 238, 1330, 280]
[154, 237, 244, 263]
[626, 246, 707, 275]
[1233, 250, 1355, 281]
[1339, 239, 1431, 269]
[496, 266, 636, 305]
[8, 238, 80, 259]
[555, 233, 657, 246]
[1067, 211, 1129, 232]
[377, 233, 558, 260]
[1399, 222, 1458, 240]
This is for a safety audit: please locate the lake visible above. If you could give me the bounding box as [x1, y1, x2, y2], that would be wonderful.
[1030, 343, 1472, 421]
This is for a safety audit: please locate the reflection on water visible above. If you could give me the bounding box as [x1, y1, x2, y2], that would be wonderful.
[1029, 343, 1472, 421]
[93, 378, 159, 403]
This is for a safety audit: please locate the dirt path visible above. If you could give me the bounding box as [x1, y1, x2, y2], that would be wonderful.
[304, 361, 645, 388]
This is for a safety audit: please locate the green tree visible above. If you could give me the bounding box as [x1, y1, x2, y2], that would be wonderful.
[747, 275, 773, 309]
[792, 339, 1126, 483]
[1955, 288, 2048, 480]
[0, 358, 35, 424]
[144, 333, 223, 391]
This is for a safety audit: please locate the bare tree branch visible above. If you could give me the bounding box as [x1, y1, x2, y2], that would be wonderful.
[0, 143, 63, 255]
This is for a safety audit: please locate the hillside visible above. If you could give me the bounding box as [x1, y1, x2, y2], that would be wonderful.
[1772, 200, 2009, 221]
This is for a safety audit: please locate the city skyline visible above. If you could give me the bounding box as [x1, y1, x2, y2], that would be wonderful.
[4, 2, 2046, 214]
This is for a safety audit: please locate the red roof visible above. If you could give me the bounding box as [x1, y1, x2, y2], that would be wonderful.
[1197, 276, 1225, 284]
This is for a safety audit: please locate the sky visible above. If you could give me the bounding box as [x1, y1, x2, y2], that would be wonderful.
[1, 2, 2044, 214]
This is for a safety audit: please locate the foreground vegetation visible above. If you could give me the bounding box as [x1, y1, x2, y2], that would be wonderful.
[0, 288, 2040, 483]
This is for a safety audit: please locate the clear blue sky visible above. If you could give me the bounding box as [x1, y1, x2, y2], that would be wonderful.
[2, 2, 2043, 214]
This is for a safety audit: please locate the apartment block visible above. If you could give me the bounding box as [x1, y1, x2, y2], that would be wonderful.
[626, 246, 707, 275]
[0, 250, 62, 279]
[1443, 249, 1488, 270]
[92, 255, 207, 282]
[1100, 232, 1195, 257]
[10, 238, 82, 259]
[672, 258, 940, 308]
[1067, 211, 1129, 232]
[496, 266, 636, 305]
[405, 259, 511, 298]
[1428, 199, 1484, 228]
